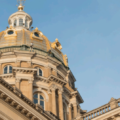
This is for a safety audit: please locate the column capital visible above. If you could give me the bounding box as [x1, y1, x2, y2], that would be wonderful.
[50, 84, 57, 91]
[28, 77, 34, 84]
[28, 80, 33, 84]
[15, 78, 21, 83]
[69, 104, 72, 108]
[73, 103, 78, 107]
[48, 89, 52, 94]
[58, 88, 64, 94]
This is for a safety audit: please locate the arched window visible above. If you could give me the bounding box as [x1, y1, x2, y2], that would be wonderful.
[14, 19, 17, 27]
[35, 67, 43, 76]
[4, 65, 12, 74]
[33, 93, 44, 109]
[19, 18, 23, 26]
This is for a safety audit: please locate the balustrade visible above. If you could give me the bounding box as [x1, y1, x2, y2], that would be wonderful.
[83, 105, 111, 120]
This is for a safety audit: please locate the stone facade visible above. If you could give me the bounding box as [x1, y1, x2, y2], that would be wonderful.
[0, 1, 120, 120]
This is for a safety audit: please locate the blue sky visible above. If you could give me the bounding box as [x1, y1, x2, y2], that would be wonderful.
[1, 0, 120, 111]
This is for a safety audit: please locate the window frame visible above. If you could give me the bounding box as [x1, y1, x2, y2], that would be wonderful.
[19, 18, 23, 26]
[7, 30, 14, 35]
[35, 67, 43, 76]
[4, 65, 12, 74]
[34, 32, 40, 37]
[33, 93, 45, 109]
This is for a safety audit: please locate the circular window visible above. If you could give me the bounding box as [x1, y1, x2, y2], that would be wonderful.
[8, 31, 14, 35]
[34, 32, 39, 37]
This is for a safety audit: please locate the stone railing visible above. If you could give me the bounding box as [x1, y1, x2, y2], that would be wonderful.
[83, 98, 120, 120]
[83, 104, 111, 120]
[0, 46, 47, 56]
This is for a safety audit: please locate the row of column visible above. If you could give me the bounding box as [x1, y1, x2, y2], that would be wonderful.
[51, 88, 64, 120]
[48, 87, 78, 120]
[16, 79, 78, 120]
[69, 103, 78, 120]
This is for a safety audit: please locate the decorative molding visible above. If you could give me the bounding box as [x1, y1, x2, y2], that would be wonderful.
[13, 67, 37, 75]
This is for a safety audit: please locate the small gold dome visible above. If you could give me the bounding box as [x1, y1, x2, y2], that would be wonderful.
[18, 5, 24, 11]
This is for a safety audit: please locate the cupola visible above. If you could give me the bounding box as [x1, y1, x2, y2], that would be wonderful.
[8, 0, 33, 30]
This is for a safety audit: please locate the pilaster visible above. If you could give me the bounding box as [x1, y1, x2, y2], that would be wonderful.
[28, 78, 34, 101]
[15, 78, 21, 89]
[73, 103, 78, 118]
[51, 87, 57, 115]
[69, 104, 72, 120]
[58, 89, 64, 120]
[48, 90, 52, 111]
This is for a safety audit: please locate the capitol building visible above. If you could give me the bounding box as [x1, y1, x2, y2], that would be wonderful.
[0, 1, 120, 120]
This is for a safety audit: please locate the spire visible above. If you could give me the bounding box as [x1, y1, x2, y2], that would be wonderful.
[17, 0, 26, 11]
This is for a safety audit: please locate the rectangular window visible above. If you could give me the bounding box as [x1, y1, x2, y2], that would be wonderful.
[19, 19, 23, 26]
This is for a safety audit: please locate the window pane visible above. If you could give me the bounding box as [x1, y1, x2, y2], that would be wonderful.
[34, 99, 38, 104]
[39, 69, 42, 76]
[34, 94, 38, 99]
[34, 32, 39, 37]
[40, 101, 44, 109]
[9, 66, 12, 73]
[4, 67, 7, 74]
[14, 19, 17, 27]
[40, 95, 44, 100]
[19, 19, 23, 26]
[25, 19, 28, 27]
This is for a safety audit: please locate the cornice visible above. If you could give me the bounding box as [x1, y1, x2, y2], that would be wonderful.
[0, 74, 14, 79]
[34, 74, 67, 86]
[13, 67, 37, 75]
[71, 91, 84, 103]
[48, 75, 67, 86]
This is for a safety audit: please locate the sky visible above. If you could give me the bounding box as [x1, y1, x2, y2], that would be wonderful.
[0, 0, 120, 112]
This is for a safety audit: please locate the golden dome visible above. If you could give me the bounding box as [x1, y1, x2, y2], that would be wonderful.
[0, 27, 68, 67]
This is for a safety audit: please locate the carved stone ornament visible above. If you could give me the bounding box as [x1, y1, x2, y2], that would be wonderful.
[30, 27, 43, 41]
[51, 38, 62, 51]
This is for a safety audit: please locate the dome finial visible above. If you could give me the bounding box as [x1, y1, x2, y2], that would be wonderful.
[17, 0, 26, 11]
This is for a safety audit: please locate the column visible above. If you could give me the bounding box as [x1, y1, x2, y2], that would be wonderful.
[48, 90, 52, 111]
[0, 63, 2, 74]
[51, 88, 57, 115]
[73, 103, 78, 118]
[69, 104, 72, 120]
[58, 89, 64, 120]
[28, 79, 33, 101]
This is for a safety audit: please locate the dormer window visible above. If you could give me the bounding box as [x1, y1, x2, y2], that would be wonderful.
[51, 38, 62, 51]
[8, 30, 14, 35]
[19, 18, 23, 26]
[34, 32, 39, 37]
